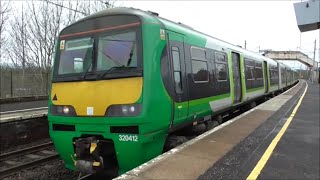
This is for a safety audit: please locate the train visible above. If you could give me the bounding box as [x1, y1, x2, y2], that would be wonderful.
[48, 7, 299, 176]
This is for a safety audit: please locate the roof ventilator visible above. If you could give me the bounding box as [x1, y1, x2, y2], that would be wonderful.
[178, 22, 193, 30]
[147, 10, 159, 16]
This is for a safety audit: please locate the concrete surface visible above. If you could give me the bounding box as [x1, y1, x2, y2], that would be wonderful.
[259, 81, 319, 179]
[0, 100, 48, 112]
[198, 80, 307, 179]
[0, 96, 48, 104]
[0, 109, 47, 123]
[115, 80, 306, 180]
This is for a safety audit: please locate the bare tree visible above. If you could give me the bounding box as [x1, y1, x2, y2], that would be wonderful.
[0, 0, 11, 64]
[4, 0, 115, 96]
[8, 2, 28, 68]
[8, 0, 114, 69]
[80, 0, 113, 16]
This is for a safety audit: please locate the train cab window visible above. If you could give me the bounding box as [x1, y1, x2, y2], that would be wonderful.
[97, 31, 137, 71]
[191, 46, 209, 83]
[171, 46, 182, 93]
[58, 38, 94, 75]
[255, 62, 263, 79]
[215, 52, 228, 81]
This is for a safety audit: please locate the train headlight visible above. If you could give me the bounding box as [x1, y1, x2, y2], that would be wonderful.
[50, 105, 76, 116]
[105, 104, 142, 117]
[63, 106, 70, 114]
[121, 106, 128, 114]
[57, 106, 63, 113]
[129, 106, 135, 113]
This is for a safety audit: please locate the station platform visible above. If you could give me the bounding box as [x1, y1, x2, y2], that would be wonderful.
[0, 100, 48, 123]
[0, 108, 47, 123]
[115, 80, 319, 180]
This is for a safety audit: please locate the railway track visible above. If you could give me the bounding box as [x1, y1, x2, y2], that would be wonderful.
[0, 142, 59, 179]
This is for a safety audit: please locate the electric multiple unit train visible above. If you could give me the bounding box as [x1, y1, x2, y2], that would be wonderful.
[48, 7, 298, 176]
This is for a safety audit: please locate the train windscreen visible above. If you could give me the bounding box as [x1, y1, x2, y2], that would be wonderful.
[53, 15, 142, 82]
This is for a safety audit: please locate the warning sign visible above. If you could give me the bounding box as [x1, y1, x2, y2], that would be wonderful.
[160, 29, 165, 40]
[60, 40, 65, 50]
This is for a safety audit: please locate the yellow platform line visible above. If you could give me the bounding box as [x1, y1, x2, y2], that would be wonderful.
[247, 82, 308, 180]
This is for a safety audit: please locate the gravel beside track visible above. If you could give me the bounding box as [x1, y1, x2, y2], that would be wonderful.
[2, 160, 78, 180]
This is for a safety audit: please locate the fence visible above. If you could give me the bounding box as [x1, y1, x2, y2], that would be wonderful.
[0, 69, 51, 98]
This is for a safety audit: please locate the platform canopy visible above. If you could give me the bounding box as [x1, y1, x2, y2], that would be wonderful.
[294, 0, 320, 32]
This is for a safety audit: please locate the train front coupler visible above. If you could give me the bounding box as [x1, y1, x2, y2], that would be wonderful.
[73, 137, 104, 174]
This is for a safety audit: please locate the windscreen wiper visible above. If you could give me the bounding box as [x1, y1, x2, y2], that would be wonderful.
[97, 66, 138, 80]
[97, 66, 124, 80]
[82, 62, 93, 80]
[83, 41, 95, 80]
[97, 47, 123, 67]
[99, 39, 136, 67]
[127, 42, 135, 66]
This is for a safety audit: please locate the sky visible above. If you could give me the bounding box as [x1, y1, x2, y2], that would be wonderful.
[117, 0, 320, 69]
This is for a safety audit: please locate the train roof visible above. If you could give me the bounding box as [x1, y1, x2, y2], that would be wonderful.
[67, 7, 160, 27]
[65, 7, 294, 70]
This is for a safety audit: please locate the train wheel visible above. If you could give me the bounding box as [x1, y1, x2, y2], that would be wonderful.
[213, 115, 223, 125]
[250, 102, 257, 109]
[164, 135, 188, 151]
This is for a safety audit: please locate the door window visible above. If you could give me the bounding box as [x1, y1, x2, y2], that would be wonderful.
[172, 47, 183, 93]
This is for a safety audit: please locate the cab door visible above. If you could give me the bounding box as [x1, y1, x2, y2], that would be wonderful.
[167, 31, 189, 127]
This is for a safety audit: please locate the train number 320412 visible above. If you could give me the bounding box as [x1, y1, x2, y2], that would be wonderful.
[119, 135, 138, 142]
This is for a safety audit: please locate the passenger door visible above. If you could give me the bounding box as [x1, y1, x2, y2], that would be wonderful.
[263, 61, 269, 93]
[167, 31, 189, 127]
[232, 52, 242, 104]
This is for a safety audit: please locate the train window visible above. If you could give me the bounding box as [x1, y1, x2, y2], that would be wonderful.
[191, 46, 206, 60]
[255, 67, 263, 79]
[215, 53, 226, 63]
[281, 68, 285, 81]
[191, 60, 209, 82]
[174, 72, 182, 93]
[171, 47, 182, 93]
[244, 59, 254, 81]
[269, 66, 277, 79]
[255, 62, 263, 79]
[97, 31, 137, 71]
[216, 63, 227, 81]
[215, 52, 228, 82]
[255, 61, 262, 68]
[58, 38, 94, 75]
[245, 65, 254, 80]
[273, 69, 278, 79]
[172, 51, 181, 71]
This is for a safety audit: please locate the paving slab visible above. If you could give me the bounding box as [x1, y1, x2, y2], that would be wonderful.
[0, 110, 47, 123]
[116, 81, 305, 180]
[259, 82, 319, 180]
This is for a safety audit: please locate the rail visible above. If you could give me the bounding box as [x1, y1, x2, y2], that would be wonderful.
[0, 142, 59, 179]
